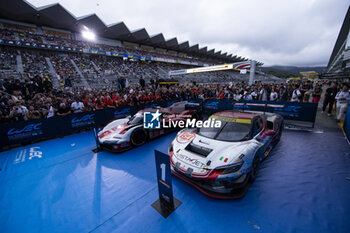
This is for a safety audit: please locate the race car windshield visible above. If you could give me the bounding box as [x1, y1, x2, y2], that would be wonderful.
[197, 121, 251, 142]
[127, 114, 143, 125]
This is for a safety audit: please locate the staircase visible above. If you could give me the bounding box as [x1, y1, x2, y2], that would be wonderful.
[91, 61, 100, 73]
[16, 55, 23, 74]
[157, 66, 169, 79]
[44, 57, 60, 89]
[70, 59, 90, 87]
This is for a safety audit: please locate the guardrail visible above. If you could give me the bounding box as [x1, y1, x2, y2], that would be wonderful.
[0, 99, 203, 150]
[203, 99, 318, 124]
[0, 98, 318, 150]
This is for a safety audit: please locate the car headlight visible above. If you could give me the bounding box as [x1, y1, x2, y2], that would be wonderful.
[216, 161, 244, 174]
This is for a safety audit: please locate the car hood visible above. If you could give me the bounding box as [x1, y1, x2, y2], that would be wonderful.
[98, 118, 132, 141]
[172, 129, 257, 175]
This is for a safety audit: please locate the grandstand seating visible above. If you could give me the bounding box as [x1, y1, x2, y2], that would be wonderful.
[0, 22, 280, 88]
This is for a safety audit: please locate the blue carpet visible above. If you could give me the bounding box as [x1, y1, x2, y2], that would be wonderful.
[0, 128, 349, 233]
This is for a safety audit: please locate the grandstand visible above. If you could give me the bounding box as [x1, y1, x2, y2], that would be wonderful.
[325, 6, 350, 81]
[0, 0, 279, 89]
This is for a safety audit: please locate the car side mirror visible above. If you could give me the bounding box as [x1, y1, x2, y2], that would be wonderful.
[126, 115, 131, 119]
[265, 130, 276, 135]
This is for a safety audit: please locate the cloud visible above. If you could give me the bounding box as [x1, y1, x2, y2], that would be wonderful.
[28, 0, 349, 66]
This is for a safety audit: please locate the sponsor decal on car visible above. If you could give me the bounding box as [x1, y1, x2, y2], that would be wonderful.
[175, 152, 206, 168]
[219, 156, 229, 163]
[176, 132, 195, 144]
[209, 115, 251, 124]
[98, 130, 111, 139]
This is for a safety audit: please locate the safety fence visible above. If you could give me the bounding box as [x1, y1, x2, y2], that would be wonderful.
[0, 99, 318, 149]
[0, 100, 184, 149]
[204, 99, 318, 123]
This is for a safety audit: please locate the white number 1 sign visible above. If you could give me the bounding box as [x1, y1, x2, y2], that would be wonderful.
[160, 163, 166, 182]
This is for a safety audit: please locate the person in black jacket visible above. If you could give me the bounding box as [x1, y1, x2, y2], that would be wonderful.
[279, 86, 288, 101]
[322, 82, 337, 116]
[139, 77, 145, 88]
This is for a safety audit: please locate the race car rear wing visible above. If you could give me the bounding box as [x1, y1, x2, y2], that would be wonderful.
[232, 102, 285, 114]
[232, 102, 316, 129]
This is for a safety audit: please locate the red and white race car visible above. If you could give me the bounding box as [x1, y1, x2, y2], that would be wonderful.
[97, 101, 200, 152]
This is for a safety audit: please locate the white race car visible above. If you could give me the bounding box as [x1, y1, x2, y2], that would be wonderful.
[97, 101, 200, 152]
[169, 110, 283, 199]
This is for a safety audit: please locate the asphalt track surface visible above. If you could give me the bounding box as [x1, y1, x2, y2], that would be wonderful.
[0, 127, 349, 233]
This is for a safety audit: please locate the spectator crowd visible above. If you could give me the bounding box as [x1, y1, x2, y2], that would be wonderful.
[1, 75, 349, 124]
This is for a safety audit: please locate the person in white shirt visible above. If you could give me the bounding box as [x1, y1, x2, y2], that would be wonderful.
[291, 85, 302, 102]
[243, 91, 253, 100]
[47, 105, 55, 118]
[251, 88, 258, 100]
[270, 88, 278, 101]
[335, 84, 349, 121]
[259, 86, 268, 101]
[16, 104, 29, 120]
[234, 90, 242, 101]
[71, 99, 85, 113]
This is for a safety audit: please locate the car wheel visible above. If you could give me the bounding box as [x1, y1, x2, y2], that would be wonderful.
[249, 154, 260, 182]
[130, 129, 147, 146]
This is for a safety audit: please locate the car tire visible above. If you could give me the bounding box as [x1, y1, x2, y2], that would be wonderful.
[130, 129, 147, 146]
[249, 154, 260, 182]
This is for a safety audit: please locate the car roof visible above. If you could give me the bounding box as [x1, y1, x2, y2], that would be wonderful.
[212, 111, 258, 120]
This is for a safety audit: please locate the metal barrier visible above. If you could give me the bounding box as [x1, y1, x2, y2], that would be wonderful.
[203, 99, 318, 124]
[0, 98, 317, 149]
[0, 100, 176, 149]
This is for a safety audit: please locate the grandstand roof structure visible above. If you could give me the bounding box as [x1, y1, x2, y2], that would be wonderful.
[0, 0, 263, 65]
[326, 6, 350, 76]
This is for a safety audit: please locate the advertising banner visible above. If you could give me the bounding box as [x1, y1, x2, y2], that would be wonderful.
[203, 99, 317, 123]
[0, 117, 60, 148]
[110, 52, 151, 60]
[0, 101, 172, 149]
[89, 49, 107, 55]
[168, 69, 187, 76]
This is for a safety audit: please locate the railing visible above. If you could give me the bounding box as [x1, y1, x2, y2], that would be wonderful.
[0, 99, 319, 150]
[0, 99, 204, 150]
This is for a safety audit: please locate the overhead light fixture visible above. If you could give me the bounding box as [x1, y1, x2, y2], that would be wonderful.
[82, 29, 95, 41]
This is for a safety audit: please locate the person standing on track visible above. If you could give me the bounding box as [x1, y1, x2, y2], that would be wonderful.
[335, 84, 350, 122]
[322, 82, 338, 116]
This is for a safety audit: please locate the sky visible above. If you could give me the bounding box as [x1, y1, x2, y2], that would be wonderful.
[27, 0, 349, 67]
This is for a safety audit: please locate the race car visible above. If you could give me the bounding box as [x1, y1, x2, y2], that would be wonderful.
[97, 101, 200, 152]
[169, 110, 283, 199]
